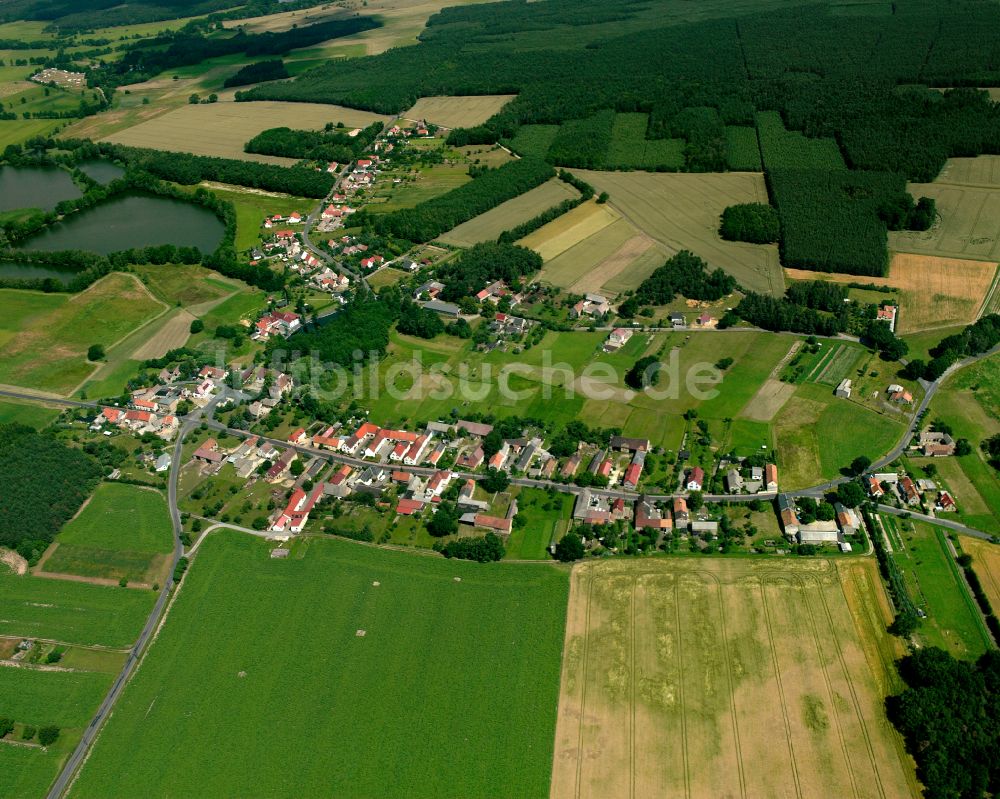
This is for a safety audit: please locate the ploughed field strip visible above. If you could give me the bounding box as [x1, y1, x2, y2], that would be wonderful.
[551, 558, 915, 799]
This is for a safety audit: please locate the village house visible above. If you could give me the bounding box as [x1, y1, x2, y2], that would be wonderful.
[765, 463, 778, 492]
[668, 312, 686, 329]
[834, 503, 861, 536]
[635, 497, 672, 531]
[899, 475, 921, 506]
[876, 304, 898, 332]
[866, 475, 885, 498]
[726, 468, 744, 494]
[937, 491, 957, 512]
[266, 449, 297, 482]
[918, 430, 956, 457]
[623, 450, 645, 489]
[672, 496, 689, 525]
[604, 327, 633, 351]
[777, 494, 799, 537]
[569, 293, 611, 320]
[561, 454, 581, 478]
[835, 378, 852, 399]
[491, 313, 532, 338]
[413, 280, 445, 300]
[271, 484, 325, 533]
[457, 445, 485, 470]
[686, 466, 704, 491]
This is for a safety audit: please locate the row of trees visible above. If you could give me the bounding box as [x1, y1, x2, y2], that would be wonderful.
[223, 59, 288, 88]
[90, 16, 379, 90]
[435, 532, 505, 562]
[244, 120, 383, 163]
[901, 314, 1000, 382]
[359, 157, 555, 243]
[108, 145, 335, 198]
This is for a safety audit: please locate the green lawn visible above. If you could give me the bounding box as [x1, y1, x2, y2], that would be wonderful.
[0, 745, 61, 799]
[70, 532, 568, 799]
[506, 488, 574, 559]
[0, 275, 163, 395]
[0, 398, 61, 428]
[889, 519, 992, 659]
[0, 572, 154, 648]
[56, 483, 173, 554]
[0, 666, 113, 729]
[202, 187, 315, 252]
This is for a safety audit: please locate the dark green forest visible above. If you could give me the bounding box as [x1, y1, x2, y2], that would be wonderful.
[240, 0, 1000, 276]
[0, 424, 101, 552]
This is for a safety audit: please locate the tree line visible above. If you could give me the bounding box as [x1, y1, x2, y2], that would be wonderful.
[358, 157, 555, 243]
[106, 144, 334, 198]
[244, 120, 383, 164]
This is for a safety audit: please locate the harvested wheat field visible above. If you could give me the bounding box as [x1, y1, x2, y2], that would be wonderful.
[402, 95, 516, 129]
[962, 536, 1000, 610]
[521, 201, 619, 262]
[569, 234, 657, 295]
[101, 101, 390, 164]
[551, 558, 917, 799]
[222, 3, 347, 32]
[787, 253, 997, 333]
[571, 170, 784, 295]
[891, 156, 1000, 262]
[131, 309, 195, 360]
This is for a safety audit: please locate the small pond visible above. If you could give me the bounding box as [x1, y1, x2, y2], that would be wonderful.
[0, 261, 80, 285]
[0, 165, 82, 213]
[78, 160, 126, 184]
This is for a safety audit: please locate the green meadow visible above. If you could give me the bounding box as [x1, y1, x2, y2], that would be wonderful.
[0, 572, 154, 648]
[886, 518, 992, 659]
[70, 532, 568, 799]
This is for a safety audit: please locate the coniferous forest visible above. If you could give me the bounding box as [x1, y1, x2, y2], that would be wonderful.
[240, 0, 1000, 276]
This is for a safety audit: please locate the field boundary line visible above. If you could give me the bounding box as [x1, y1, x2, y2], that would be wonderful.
[573, 569, 595, 799]
[758, 576, 804, 799]
[977, 263, 1000, 318]
[814, 570, 893, 799]
[704, 570, 747, 798]
[674, 576, 691, 799]
[630, 575, 637, 799]
[786, 572, 863, 799]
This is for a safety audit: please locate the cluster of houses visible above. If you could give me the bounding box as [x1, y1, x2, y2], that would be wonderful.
[251, 310, 302, 342]
[91, 402, 179, 440]
[570, 293, 612, 320]
[572, 491, 721, 540]
[865, 470, 956, 512]
[725, 463, 779, 495]
[776, 494, 859, 551]
[914, 429, 956, 457]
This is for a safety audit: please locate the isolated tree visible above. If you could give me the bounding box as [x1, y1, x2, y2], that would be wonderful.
[189, 319, 204, 334]
[836, 481, 866, 508]
[554, 532, 585, 562]
[625, 356, 660, 390]
[427, 502, 459, 537]
[37, 726, 59, 747]
[289, 459, 305, 477]
[480, 467, 510, 493]
[850, 455, 871, 476]
[87, 344, 105, 361]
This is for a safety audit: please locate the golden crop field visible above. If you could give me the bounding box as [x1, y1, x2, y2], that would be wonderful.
[100, 101, 390, 163]
[891, 156, 1000, 262]
[436, 178, 578, 247]
[571, 169, 785, 295]
[551, 558, 917, 799]
[222, 3, 347, 32]
[521, 201, 619, 262]
[962, 536, 1000, 609]
[787, 253, 998, 333]
[402, 95, 516, 129]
